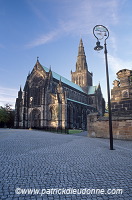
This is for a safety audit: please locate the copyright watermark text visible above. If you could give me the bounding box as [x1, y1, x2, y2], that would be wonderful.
[15, 187, 123, 196]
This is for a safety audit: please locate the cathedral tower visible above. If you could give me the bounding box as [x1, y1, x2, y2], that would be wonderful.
[71, 39, 93, 93]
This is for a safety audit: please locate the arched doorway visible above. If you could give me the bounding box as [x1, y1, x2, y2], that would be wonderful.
[30, 109, 41, 128]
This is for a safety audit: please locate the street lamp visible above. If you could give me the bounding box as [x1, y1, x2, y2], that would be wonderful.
[30, 97, 33, 129]
[93, 25, 114, 150]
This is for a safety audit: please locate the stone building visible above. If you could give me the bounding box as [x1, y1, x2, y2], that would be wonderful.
[111, 69, 132, 116]
[14, 39, 105, 130]
[88, 68, 132, 140]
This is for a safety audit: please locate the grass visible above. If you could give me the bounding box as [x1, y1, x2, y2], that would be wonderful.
[68, 129, 83, 134]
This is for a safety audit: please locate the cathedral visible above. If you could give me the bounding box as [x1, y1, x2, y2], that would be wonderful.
[14, 39, 105, 130]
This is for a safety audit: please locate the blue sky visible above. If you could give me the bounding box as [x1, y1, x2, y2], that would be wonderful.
[0, 0, 132, 108]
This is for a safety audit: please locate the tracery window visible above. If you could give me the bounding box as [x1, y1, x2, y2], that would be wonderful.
[30, 86, 41, 106]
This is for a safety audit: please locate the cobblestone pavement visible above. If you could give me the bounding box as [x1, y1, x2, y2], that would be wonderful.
[0, 129, 132, 200]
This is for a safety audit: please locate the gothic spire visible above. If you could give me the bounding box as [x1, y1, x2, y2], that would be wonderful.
[18, 85, 22, 99]
[98, 82, 101, 89]
[49, 65, 51, 72]
[71, 38, 93, 93]
[78, 38, 85, 56]
[59, 77, 62, 85]
[37, 56, 39, 62]
[76, 38, 88, 71]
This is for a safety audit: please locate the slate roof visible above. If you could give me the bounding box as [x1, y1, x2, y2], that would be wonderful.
[88, 86, 97, 95]
[42, 65, 96, 95]
[42, 65, 85, 93]
[67, 98, 94, 107]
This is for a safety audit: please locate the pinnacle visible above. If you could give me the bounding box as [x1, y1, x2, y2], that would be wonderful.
[78, 38, 85, 56]
[79, 38, 83, 47]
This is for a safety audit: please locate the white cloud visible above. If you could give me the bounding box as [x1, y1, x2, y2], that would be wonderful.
[108, 54, 132, 74]
[27, 0, 49, 23]
[58, 0, 120, 36]
[109, 35, 118, 53]
[26, 29, 60, 48]
[26, 0, 121, 48]
[0, 87, 18, 108]
[0, 87, 18, 96]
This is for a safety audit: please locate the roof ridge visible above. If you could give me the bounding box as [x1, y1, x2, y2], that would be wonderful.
[42, 65, 85, 93]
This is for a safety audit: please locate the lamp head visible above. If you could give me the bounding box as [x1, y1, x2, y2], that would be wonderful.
[94, 41, 103, 51]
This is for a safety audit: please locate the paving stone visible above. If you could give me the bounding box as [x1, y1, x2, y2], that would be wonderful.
[0, 129, 132, 200]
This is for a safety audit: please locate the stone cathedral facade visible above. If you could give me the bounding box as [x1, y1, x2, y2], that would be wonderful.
[14, 39, 105, 130]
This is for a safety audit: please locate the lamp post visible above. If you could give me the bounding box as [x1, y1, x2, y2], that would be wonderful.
[30, 97, 33, 129]
[93, 25, 114, 150]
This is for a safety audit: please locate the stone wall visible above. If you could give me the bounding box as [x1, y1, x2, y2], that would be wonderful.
[111, 69, 132, 116]
[87, 113, 132, 140]
[111, 99, 132, 116]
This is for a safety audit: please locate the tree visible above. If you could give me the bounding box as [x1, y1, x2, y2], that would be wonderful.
[104, 103, 109, 117]
[0, 107, 8, 127]
[0, 104, 15, 128]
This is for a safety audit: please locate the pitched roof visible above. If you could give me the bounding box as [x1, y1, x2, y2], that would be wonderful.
[42, 65, 85, 93]
[42, 65, 97, 95]
[67, 98, 94, 107]
[88, 86, 97, 95]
